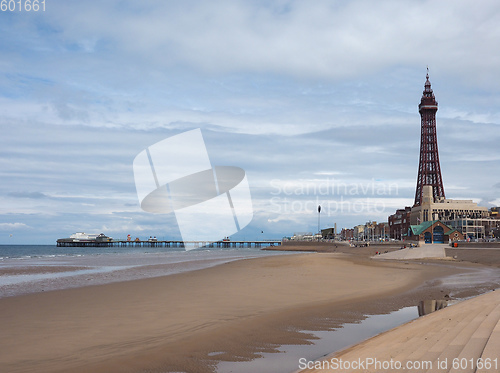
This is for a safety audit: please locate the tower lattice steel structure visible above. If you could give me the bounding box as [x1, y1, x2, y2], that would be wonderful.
[414, 70, 445, 206]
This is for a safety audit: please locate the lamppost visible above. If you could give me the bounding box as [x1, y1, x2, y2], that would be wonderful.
[317, 205, 321, 241]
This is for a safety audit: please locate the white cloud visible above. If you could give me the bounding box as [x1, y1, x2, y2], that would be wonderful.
[27, 0, 499, 84]
[0, 223, 29, 230]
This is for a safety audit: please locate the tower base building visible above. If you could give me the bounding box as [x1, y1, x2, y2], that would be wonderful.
[410, 185, 490, 240]
[410, 186, 488, 224]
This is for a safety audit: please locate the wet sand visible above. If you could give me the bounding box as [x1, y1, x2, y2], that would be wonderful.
[446, 247, 500, 268]
[1, 248, 499, 373]
[0, 266, 89, 276]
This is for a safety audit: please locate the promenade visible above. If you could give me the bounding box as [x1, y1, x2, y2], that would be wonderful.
[372, 243, 447, 260]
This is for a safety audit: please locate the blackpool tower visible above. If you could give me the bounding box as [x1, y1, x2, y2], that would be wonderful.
[414, 69, 445, 206]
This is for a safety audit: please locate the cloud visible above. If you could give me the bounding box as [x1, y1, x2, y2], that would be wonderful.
[8, 191, 50, 199]
[20, 0, 496, 85]
[0, 222, 29, 230]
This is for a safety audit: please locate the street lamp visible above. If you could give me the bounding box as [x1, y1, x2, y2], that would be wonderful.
[317, 205, 321, 241]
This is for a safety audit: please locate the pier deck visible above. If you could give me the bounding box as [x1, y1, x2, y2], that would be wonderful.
[56, 239, 281, 248]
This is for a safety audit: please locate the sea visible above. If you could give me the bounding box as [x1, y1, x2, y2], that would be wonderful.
[0, 244, 288, 299]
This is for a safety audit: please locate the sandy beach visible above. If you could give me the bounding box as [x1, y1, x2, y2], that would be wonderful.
[1, 249, 499, 373]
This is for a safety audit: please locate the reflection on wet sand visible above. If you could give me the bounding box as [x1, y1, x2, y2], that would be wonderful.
[418, 299, 447, 316]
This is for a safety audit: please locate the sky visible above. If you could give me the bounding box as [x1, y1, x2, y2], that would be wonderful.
[1, 0, 500, 244]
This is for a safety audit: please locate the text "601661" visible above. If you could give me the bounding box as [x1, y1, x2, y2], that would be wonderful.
[1, 0, 46, 12]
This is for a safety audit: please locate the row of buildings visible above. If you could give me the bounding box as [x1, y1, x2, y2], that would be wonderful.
[339, 222, 388, 242]
[387, 186, 499, 242]
[336, 202, 499, 243]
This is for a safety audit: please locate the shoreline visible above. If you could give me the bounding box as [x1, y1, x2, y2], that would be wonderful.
[1, 248, 499, 372]
[0, 248, 290, 299]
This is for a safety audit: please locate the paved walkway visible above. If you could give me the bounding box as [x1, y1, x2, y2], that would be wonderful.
[372, 243, 447, 260]
[299, 290, 500, 372]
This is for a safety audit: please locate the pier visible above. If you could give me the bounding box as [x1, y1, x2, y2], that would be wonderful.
[56, 239, 282, 249]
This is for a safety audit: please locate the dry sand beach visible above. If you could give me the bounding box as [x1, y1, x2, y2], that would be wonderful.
[1, 245, 499, 373]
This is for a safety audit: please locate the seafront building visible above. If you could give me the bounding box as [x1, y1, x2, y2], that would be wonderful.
[340, 228, 354, 241]
[351, 221, 388, 241]
[446, 217, 498, 241]
[388, 206, 411, 240]
[353, 225, 364, 240]
[407, 219, 464, 244]
[491, 206, 499, 218]
[320, 227, 336, 239]
[409, 185, 489, 224]
[290, 232, 315, 241]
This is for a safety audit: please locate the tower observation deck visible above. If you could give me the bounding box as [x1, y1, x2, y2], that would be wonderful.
[414, 70, 445, 206]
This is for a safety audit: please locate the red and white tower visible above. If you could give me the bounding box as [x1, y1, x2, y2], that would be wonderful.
[414, 69, 445, 206]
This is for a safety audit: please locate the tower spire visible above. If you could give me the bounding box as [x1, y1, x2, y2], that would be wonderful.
[414, 69, 445, 206]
